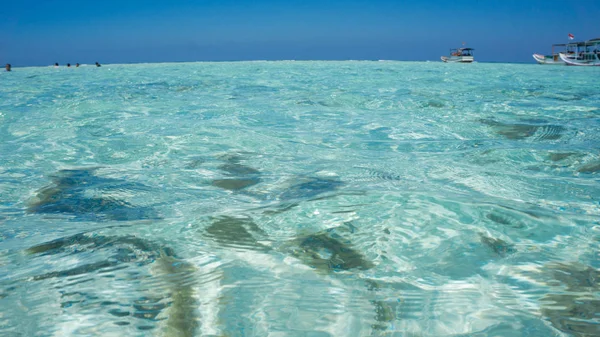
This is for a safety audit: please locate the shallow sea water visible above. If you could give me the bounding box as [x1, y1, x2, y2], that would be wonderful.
[1, 61, 599, 336]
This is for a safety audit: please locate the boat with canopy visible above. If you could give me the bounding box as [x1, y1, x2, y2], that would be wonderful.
[441, 48, 474, 63]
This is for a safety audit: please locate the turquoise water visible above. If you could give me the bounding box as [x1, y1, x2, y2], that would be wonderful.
[1, 61, 599, 336]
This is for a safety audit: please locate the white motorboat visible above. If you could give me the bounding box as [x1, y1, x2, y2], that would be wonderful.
[441, 48, 474, 63]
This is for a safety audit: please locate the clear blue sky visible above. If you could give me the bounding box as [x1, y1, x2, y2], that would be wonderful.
[2, 0, 599, 66]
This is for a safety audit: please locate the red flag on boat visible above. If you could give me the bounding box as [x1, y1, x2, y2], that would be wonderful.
[568, 33, 574, 40]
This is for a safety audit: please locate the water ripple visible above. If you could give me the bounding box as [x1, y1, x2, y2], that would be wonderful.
[1, 62, 599, 336]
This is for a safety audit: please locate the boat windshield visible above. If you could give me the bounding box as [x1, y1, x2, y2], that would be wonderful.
[458, 48, 474, 56]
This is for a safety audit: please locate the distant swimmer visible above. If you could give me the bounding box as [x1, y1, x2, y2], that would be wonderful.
[67, 63, 71, 68]
[5, 64, 11, 72]
[76, 63, 80, 67]
[54, 63, 59, 67]
[95, 62, 101, 67]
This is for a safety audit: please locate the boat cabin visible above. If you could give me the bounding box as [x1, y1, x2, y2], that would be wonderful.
[569, 38, 600, 61]
[450, 48, 474, 57]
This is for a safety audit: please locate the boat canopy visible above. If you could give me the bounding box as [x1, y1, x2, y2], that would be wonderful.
[449, 48, 474, 56]
[565, 40, 600, 47]
[548, 39, 599, 50]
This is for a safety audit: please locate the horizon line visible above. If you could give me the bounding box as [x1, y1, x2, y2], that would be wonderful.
[5, 59, 537, 68]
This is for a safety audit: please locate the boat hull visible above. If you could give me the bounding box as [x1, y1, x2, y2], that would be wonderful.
[441, 56, 474, 63]
[532, 53, 565, 65]
[559, 52, 600, 66]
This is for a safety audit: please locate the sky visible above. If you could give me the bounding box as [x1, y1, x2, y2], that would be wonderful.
[1, 0, 599, 66]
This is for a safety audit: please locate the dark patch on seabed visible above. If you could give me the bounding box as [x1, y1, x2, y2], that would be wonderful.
[218, 163, 261, 176]
[204, 216, 270, 251]
[538, 263, 600, 337]
[278, 176, 344, 201]
[26, 168, 160, 221]
[212, 178, 259, 191]
[211, 157, 262, 191]
[200, 213, 394, 333]
[577, 160, 600, 173]
[203, 215, 370, 273]
[486, 211, 526, 229]
[547, 152, 579, 162]
[255, 176, 345, 214]
[480, 119, 565, 140]
[208, 152, 344, 203]
[282, 231, 374, 273]
[479, 234, 516, 257]
[200, 215, 385, 332]
[22, 233, 199, 336]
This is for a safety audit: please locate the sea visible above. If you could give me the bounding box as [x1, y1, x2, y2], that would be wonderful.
[0, 61, 599, 337]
